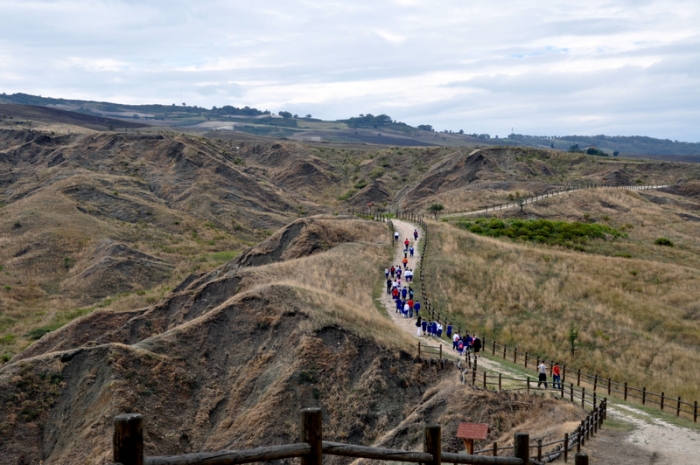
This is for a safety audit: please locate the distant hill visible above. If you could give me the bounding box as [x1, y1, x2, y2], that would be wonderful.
[2, 92, 700, 156]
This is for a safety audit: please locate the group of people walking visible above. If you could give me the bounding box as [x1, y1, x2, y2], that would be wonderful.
[536, 361, 562, 389]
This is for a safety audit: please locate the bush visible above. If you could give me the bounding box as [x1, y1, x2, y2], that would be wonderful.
[354, 179, 368, 189]
[654, 237, 674, 247]
[456, 218, 624, 250]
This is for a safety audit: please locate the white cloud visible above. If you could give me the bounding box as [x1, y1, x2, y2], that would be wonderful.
[0, 0, 699, 140]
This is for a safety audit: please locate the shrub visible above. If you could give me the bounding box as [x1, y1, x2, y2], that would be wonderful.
[654, 237, 674, 247]
[354, 179, 368, 189]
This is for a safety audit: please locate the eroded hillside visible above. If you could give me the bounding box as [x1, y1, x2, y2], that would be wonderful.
[0, 216, 586, 464]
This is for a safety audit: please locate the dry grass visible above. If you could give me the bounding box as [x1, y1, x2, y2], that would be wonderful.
[427, 188, 700, 400]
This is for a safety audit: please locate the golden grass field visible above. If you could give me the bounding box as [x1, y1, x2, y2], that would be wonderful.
[426, 186, 700, 400]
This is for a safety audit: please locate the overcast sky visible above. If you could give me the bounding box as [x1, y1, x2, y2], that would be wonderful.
[1, 0, 699, 141]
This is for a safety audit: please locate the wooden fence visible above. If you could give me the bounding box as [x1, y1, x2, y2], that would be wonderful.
[458, 356, 608, 463]
[111, 408, 597, 465]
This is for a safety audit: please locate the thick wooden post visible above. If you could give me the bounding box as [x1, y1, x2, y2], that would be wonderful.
[114, 413, 143, 465]
[577, 369, 581, 387]
[514, 433, 529, 464]
[677, 397, 681, 417]
[564, 433, 569, 463]
[439, 345, 442, 360]
[577, 424, 583, 451]
[624, 382, 628, 400]
[424, 425, 441, 465]
[525, 352, 528, 368]
[581, 387, 586, 409]
[661, 392, 665, 411]
[503, 345, 507, 359]
[492, 340, 496, 355]
[575, 453, 589, 465]
[493, 442, 498, 457]
[498, 373, 502, 392]
[527, 377, 530, 395]
[608, 378, 611, 395]
[418, 342, 421, 359]
[695, 401, 698, 422]
[642, 387, 646, 405]
[570, 383, 574, 403]
[483, 371, 487, 389]
[537, 439, 542, 461]
[301, 408, 322, 465]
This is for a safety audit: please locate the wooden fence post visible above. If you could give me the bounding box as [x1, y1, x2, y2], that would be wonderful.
[677, 397, 681, 417]
[695, 401, 698, 422]
[492, 340, 496, 355]
[503, 345, 507, 359]
[608, 378, 611, 396]
[483, 371, 487, 389]
[624, 382, 628, 401]
[418, 342, 421, 359]
[642, 387, 646, 405]
[577, 424, 583, 450]
[564, 433, 569, 463]
[514, 433, 529, 464]
[424, 425, 441, 465]
[575, 453, 589, 465]
[661, 392, 665, 411]
[577, 369, 581, 387]
[493, 442, 498, 457]
[498, 373, 502, 392]
[537, 439, 542, 461]
[525, 352, 528, 368]
[527, 377, 530, 395]
[439, 345, 442, 361]
[301, 408, 322, 465]
[514, 348, 517, 364]
[581, 387, 586, 409]
[570, 383, 574, 403]
[114, 414, 143, 465]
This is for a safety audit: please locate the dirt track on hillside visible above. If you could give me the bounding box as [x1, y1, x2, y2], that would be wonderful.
[384, 219, 700, 464]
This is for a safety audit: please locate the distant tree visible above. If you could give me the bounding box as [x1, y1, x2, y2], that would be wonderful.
[278, 111, 293, 119]
[458, 129, 464, 134]
[132, 114, 140, 119]
[613, 151, 620, 157]
[305, 114, 312, 119]
[551, 143, 554, 148]
[427, 203, 444, 219]
[182, 102, 186, 106]
[293, 114, 298, 118]
[569, 144, 580, 152]
[418, 124, 434, 132]
[568, 322, 579, 356]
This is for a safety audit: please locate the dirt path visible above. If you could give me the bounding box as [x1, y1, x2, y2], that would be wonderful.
[441, 185, 669, 219]
[381, 219, 700, 464]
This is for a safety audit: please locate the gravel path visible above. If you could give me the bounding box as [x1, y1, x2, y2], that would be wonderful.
[380, 218, 700, 464]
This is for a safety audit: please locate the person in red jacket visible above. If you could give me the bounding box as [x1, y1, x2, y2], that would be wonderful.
[552, 362, 562, 389]
[404, 238, 410, 248]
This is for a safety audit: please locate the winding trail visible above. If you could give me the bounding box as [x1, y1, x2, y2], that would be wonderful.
[380, 217, 700, 464]
[442, 184, 669, 219]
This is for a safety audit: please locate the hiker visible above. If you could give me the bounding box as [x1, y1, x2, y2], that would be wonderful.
[386, 278, 392, 294]
[384, 268, 389, 279]
[390, 265, 396, 278]
[473, 336, 482, 354]
[446, 323, 452, 339]
[402, 256, 408, 269]
[404, 238, 410, 248]
[414, 229, 419, 240]
[396, 267, 402, 279]
[391, 287, 399, 300]
[436, 322, 443, 338]
[457, 339, 465, 355]
[403, 302, 410, 318]
[413, 301, 421, 316]
[394, 231, 399, 242]
[552, 362, 562, 389]
[537, 362, 548, 388]
[452, 333, 460, 350]
[409, 246, 414, 257]
[408, 287, 414, 299]
[395, 298, 402, 313]
[416, 317, 422, 336]
[465, 334, 473, 353]
[421, 319, 427, 335]
[401, 286, 408, 300]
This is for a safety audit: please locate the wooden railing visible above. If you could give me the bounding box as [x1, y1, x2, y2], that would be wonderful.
[458, 356, 607, 463]
[111, 408, 596, 465]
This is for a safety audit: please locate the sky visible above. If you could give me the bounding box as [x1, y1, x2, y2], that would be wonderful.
[1, 0, 699, 141]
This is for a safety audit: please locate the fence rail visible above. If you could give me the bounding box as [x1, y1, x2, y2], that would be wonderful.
[113, 408, 566, 465]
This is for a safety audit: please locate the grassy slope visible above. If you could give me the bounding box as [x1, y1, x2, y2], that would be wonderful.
[426, 187, 700, 400]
